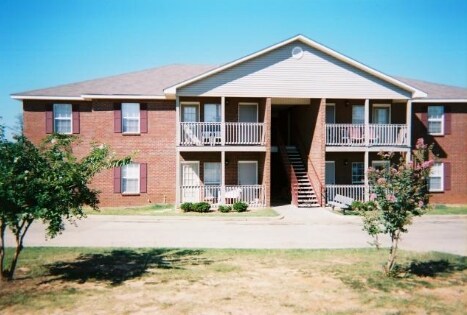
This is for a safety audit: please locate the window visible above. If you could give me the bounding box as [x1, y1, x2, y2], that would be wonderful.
[122, 103, 140, 133]
[372, 160, 390, 171]
[428, 106, 444, 135]
[352, 162, 364, 184]
[204, 162, 221, 185]
[352, 105, 364, 124]
[429, 162, 443, 192]
[122, 163, 140, 194]
[54, 104, 72, 134]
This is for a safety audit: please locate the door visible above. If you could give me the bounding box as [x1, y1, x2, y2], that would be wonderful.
[181, 103, 200, 144]
[325, 161, 335, 184]
[326, 104, 336, 124]
[372, 105, 390, 124]
[238, 103, 258, 143]
[238, 161, 258, 185]
[181, 162, 200, 202]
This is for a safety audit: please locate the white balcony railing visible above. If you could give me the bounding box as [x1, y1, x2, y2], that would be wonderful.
[325, 184, 365, 203]
[180, 185, 265, 208]
[325, 124, 408, 146]
[179, 122, 265, 146]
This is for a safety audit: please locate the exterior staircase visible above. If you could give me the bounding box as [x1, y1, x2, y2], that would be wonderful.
[285, 146, 320, 207]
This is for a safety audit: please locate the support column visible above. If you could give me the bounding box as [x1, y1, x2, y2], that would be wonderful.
[221, 96, 225, 146]
[406, 100, 412, 162]
[364, 99, 370, 147]
[364, 150, 369, 201]
[175, 152, 180, 207]
[264, 98, 272, 207]
[221, 151, 225, 204]
[175, 96, 180, 146]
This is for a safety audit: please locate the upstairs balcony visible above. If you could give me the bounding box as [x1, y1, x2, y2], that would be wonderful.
[326, 123, 408, 147]
[179, 122, 266, 146]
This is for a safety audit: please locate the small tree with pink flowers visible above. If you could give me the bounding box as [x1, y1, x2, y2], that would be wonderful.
[353, 138, 435, 276]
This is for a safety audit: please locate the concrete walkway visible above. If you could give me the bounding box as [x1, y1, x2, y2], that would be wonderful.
[5, 205, 467, 256]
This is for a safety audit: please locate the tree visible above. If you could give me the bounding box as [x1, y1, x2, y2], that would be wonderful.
[0, 130, 131, 281]
[353, 138, 434, 276]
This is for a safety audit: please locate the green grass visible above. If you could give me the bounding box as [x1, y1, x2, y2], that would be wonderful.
[1, 247, 466, 314]
[428, 204, 467, 215]
[85, 204, 279, 217]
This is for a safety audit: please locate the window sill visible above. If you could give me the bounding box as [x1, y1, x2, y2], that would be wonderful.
[429, 189, 444, 193]
[122, 133, 141, 136]
[121, 193, 141, 196]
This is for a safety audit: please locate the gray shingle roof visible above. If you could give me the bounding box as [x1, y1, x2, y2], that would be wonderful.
[12, 64, 216, 97]
[395, 77, 467, 99]
[12, 63, 467, 100]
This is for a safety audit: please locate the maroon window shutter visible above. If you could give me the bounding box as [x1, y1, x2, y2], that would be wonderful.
[444, 162, 451, 191]
[114, 167, 121, 193]
[140, 163, 147, 193]
[140, 103, 148, 133]
[114, 103, 122, 133]
[46, 104, 53, 134]
[444, 106, 451, 135]
[420, 105, 428, 126]
[72, 104, 80, 134]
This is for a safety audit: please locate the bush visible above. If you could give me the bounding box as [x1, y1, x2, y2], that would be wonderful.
[233, 202, 248, 212]
[180, 202, 193, 212]
[218, 205, 232, 213]
[193, 202, 211, 213]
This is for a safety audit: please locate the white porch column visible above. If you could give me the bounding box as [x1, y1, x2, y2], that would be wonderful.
[406, 100, 412, 162]
[175, 96, 180, 146]
[364, 150, 369, 201]
[364, 99, 370, 147]
[175, 152, 180, 207]
[221, 96, 226, 146]
[220, 151, 225, 204]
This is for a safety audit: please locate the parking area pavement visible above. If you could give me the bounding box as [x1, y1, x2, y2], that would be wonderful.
[5, 205, 467, 256]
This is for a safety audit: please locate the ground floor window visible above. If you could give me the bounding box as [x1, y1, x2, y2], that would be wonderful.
[352, 162, 364, 184]
[122, 163, 140, 194]
[429, 162, 443, 192]
[372, 160, 390, 171]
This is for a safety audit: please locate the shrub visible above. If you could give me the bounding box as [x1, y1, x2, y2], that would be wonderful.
[218, 205, 232, 213]
[180, 202, 193, 212]
[193, 202, 211, 213]
[233, 202, 248, 212]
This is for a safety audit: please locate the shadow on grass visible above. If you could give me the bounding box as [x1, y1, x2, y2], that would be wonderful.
[407, 258, 467, 277]
[43, 249, 210, 285]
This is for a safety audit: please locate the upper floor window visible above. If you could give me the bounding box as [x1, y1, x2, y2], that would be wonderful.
[429, 162, 443, 192]
[428, 106, 444, 135]
[54, 104, 72, 134]
[122, 103, 140, 133]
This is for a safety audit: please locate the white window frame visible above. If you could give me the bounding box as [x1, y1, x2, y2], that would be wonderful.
[122, 103, 140, 134]
[53, 104, 72, 134]
[352, 105, 365, 124]
[238, 161, 258, 185]
[351, 162, 364, 184]
[429, 162, 444, 192]
[180, 102, 200, 122]
[428, 105, 444, 135]
[372, 104, 391, 124]
[121, 163, 140, 194]
[238, 103, 259, 122]
[204, 162, 221, 185]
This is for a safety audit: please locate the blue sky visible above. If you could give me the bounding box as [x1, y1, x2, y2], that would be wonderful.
[1, 0, 466, 136]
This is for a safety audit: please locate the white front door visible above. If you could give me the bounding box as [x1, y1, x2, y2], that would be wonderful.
[181, 162, 200, 202]
[372, 105, 390, 124]
[238, 161, 258, 185]
[325, 161, 335, 185]
[181, 104, 199, 122]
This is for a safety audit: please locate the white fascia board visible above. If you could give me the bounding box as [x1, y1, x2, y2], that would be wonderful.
[11, 95, 85, 101]
[81, 94, 167, 100]
[411, 99, 467, 103]
[164, 34, 427, 98]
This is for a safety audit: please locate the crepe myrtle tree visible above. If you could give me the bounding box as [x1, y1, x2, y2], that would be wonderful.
[0, 129, 131, 281]
[352, 138, 434, 276]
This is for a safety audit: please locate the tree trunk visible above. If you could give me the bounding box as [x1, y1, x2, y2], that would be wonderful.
[6, 220, 32, 281]
[385, 230, 401, 275]
[0, 222, 6, 281]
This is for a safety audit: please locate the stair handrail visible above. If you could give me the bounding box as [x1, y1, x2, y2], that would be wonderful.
[277, 131, 299, 206]
[293, 126, 326, 206]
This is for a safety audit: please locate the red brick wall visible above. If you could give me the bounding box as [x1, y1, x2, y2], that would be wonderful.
[23, 99, 176, 207]
[412, 103, 467, 204]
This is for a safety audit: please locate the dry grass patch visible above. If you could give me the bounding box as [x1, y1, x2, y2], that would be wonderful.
[0, 248, 465, 314]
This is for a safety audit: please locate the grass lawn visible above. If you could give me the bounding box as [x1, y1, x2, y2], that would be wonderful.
[84, 204, 279, 217]
[1, 248, 465, 314]
[429, 204, 467, 215]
